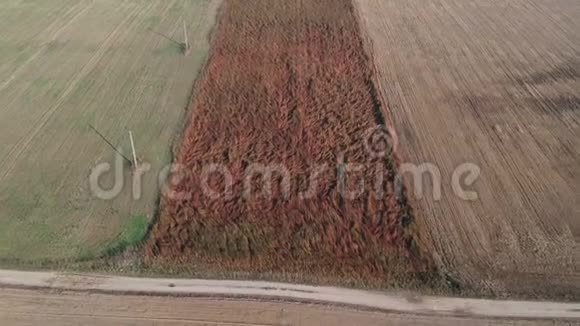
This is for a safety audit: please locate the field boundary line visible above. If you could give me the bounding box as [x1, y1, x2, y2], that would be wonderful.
[0, 269, 577, 320]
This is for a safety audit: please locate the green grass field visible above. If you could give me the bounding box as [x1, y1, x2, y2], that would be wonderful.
[0, 0, 221, 262]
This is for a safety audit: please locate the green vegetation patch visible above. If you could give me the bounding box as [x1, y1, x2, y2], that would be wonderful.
[154, 42, 183, 56]
[103, 214, 148, 257]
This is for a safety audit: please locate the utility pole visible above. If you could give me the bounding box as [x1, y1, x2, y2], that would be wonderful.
[129, 131, 138, 170]
[183, 20, 190, 55]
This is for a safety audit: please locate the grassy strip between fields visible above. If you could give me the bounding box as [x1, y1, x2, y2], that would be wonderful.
[103, 215, 149, 258]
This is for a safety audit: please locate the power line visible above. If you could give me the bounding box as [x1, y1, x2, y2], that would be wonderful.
[88, 124, 133, 165]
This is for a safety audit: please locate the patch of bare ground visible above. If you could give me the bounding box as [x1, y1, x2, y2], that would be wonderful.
[356, 0, 580, 299]
[144, 0, 438, 288]
[2, 288, 567, 326]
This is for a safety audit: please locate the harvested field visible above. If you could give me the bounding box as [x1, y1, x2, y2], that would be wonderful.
[0, 0, 221, 261]
[145, 0, 437, 287]
[2, 288, 562, 326]
[356, 0, 580, 298]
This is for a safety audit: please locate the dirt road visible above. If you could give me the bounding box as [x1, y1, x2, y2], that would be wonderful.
[0, 269, 578, 323]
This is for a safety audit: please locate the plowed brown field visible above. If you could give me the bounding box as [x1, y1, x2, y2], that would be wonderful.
[144, 0, 437, 287]
[2, 288, 562, 326]
[356, 0, 580, 299]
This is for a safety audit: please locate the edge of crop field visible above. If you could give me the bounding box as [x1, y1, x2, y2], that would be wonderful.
[349, 0, 448, 289]
[140, 0, 228, 249]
